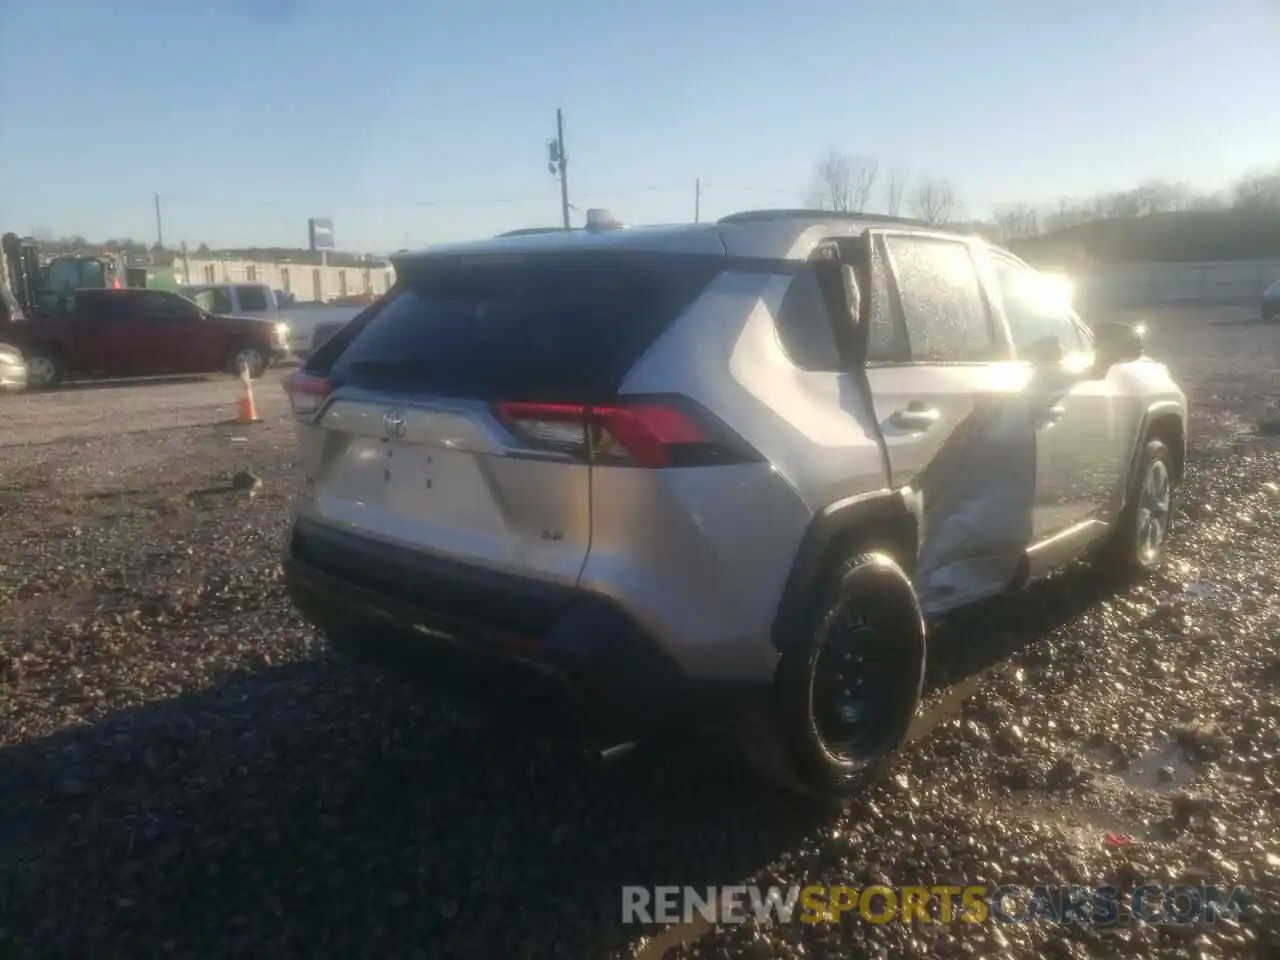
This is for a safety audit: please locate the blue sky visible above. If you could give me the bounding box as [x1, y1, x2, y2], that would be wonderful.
[1, 0, 1277, 252]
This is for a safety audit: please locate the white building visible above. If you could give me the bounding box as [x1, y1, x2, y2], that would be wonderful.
[175, 256, 395, 303]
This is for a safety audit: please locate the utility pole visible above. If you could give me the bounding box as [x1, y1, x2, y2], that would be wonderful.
[154, 193, 165, 249]
[550, 109, 571, 230]
[694, 178, 701, 223]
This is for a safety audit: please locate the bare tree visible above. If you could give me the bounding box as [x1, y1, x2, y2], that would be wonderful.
[1186, 191, 1228, 212]
[1042, 197, 1094, 233]
[1233, 169, 1280, 210]
[805, 149, 881, 213]
[1102, 190, 1144, 219]
[805, 148, 855, 212]
[993, 203, 1041, 241]
[911, 179, 957, 224]
[885, 166, 909, 216]
[849, 155, 879, 212]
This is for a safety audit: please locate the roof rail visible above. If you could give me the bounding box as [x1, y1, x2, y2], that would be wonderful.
[717, 208, 930, 228]
[496, 226, 578, 238]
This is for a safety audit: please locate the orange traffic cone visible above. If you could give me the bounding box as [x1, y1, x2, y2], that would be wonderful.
[235, 365, 262, 424]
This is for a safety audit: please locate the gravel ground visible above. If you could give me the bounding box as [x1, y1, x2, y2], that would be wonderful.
[0, 310, 1278, 959]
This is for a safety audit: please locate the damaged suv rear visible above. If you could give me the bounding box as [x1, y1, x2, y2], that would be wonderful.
[281, 210, 1187, 801]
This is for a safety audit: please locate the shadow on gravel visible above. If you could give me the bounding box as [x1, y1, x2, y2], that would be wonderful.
[0, 658, 819, 959]
[0, 567, 1121, 959]
[42, 374, 218, 393]
[926, 564, 1118, 689]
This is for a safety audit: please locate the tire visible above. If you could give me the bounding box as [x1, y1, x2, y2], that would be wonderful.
[742, 552, 927, 804]
[229, 343, 268, 379]
[24, 349, 64, 389]
[1096, 438, 1176, 581]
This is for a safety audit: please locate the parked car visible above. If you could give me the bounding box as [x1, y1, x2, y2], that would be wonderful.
[185, 281, 365, 359]
[186, 281, 280, 320]
[280, 209, 1187, 801]
[1263, 278, 1280, 323]
[0, 343, 27, 392]
[7, 287, 288, 388]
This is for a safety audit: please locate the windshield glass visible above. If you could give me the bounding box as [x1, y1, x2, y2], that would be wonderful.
[190, 287, 233, 313]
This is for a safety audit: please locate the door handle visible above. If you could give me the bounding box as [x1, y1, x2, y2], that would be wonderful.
[889, 402, 941, 431]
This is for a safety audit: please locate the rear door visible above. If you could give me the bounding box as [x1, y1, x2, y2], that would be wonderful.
[297, 250, 721, 587]
[859, 230, 1037, 614]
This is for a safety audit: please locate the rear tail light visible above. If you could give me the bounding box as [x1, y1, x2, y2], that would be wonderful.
[283, 372, 333, 420]
[495, 397, 762, 468]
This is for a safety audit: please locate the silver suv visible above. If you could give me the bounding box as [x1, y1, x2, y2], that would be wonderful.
[282, 209, 1187, 801]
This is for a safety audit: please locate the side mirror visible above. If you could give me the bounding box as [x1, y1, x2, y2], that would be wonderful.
[1021, 335, 1065, 364]
[1094, 320, 1145, 370]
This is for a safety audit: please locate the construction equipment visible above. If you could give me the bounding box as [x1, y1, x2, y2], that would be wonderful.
[2, 233, 124, 317]
[2, 233, 41, 315]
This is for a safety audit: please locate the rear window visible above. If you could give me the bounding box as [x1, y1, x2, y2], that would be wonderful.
[327, 252, 722, 400]
[192, 287, 234, 314]
[235, 284, 270, 312]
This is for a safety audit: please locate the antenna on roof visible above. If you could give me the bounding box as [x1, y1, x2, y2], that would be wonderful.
[584, 208, 625, 232]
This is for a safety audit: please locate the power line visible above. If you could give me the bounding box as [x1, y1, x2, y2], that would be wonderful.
[700, 182, 797, 197]
[152, 185, 698, 209]
[20, 182, 796, 213]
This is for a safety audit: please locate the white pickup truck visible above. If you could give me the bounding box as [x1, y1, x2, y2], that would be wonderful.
[184, 282, 365, 359]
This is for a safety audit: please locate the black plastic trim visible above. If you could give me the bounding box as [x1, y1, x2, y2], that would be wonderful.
[284, 519, 768, 739]
[770, 490, 919, 651]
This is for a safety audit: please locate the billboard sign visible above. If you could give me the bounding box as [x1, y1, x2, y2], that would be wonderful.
[308, 218, 335, 252]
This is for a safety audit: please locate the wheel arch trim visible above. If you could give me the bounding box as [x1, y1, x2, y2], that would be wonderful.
[771, 487, 921, 651]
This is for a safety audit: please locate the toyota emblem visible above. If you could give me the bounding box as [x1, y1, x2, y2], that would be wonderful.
[382, 410, 406, 438]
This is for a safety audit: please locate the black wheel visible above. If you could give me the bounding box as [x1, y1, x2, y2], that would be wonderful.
[1097, 438, 1176, 581]
[24, 349, 64, 389]
[230, 343, 268, 379]
[743, 552, 926, 803]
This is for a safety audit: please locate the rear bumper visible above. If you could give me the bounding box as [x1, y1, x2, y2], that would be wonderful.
[283, 517, 769, 742]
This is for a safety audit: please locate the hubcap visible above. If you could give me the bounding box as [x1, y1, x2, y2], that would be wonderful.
[1135, 458, 1172, 564]
[27, 356, 55, 385]
[809, 607, 907, 767]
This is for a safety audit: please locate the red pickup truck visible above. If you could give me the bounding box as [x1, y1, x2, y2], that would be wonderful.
[1, 288, 289, 388]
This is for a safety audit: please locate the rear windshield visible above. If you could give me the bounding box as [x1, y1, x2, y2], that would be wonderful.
[326, 251, 721, 400]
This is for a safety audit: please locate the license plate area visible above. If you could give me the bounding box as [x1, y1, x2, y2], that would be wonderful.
[379, 439, 503, 529]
